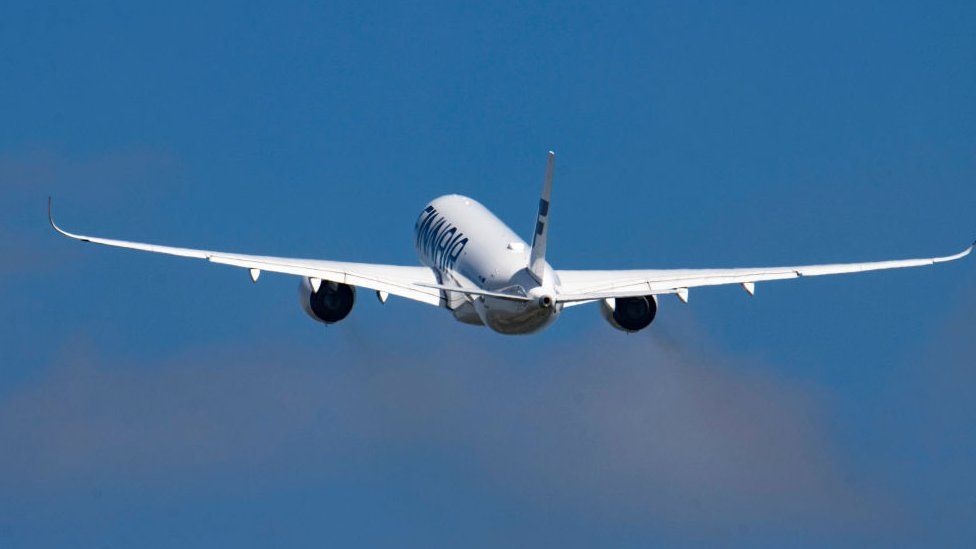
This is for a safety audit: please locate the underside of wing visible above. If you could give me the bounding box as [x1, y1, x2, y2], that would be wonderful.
[49, 199, 444, 306]
[556, 241, 974, 303]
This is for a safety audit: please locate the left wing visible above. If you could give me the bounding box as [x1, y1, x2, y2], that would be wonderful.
[556, 241, 974, 303]
[49, 199, 444, 306]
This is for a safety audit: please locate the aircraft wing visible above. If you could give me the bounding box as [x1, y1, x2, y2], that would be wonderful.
[49, 199, 444, 306]
[555, 241, 974, 303]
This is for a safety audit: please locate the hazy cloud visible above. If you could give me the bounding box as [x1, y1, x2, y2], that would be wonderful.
[0, 147, 184, 277]
[0, 326, 886, 538]
[0, 240, 56, 276]
[0, 148, 180, 196]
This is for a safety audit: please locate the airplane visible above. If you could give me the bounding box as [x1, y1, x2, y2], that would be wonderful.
[49, 151, 973, 335]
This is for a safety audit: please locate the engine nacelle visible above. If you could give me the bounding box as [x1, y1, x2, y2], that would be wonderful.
[298, 279, 356, 324]
[600, 295, 657, 332]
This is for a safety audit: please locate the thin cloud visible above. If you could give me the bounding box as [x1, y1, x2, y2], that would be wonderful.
[0, 147, 184, 277]
[0, 148, 180, 195]
[0, 240, 56, 276]
[0, 326, 886, 538]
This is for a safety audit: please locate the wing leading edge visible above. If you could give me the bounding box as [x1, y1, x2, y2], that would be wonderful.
[556, 240, 974, 303]
[48, 198, 444, 306]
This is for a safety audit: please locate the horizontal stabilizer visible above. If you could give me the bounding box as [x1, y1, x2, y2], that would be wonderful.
[414, 282, 532, 302]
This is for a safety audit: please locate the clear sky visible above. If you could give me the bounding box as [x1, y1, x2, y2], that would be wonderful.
[2, 2, 975, 547]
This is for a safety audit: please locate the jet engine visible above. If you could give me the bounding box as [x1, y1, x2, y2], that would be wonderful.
[298, 278, 355, 324]
[600, 295, 657, 332]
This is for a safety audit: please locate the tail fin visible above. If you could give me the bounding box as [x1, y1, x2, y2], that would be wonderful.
[529, 151, 555, 281]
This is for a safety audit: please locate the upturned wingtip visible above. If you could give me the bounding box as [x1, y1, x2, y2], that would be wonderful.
[47, 196, 69, 237]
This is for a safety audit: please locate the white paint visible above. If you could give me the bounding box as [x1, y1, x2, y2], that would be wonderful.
[46, 154, 974, 335]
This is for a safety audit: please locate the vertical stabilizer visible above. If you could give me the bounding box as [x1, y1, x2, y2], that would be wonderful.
[529, 151, 555, 281]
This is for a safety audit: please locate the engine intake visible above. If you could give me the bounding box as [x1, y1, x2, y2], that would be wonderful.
[298, 279, 355, 324]
[600, 295, 657, 332]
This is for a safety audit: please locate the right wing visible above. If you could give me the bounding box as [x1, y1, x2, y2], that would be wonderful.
[556, 241, 974, 303]
[49, 198, 444, 306]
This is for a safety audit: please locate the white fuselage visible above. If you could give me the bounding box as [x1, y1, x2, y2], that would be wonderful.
[414, 194, 561, 334]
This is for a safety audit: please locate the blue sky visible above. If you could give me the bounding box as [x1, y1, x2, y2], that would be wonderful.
[1, 2, 975, 547]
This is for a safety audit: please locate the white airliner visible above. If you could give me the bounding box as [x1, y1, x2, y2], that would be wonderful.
[50, 152, 973, 335]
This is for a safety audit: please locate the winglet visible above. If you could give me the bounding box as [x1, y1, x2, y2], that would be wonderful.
[959, 239, 974, 257]
[529, 151, 555, 281]
[48, 197, 91, 243]
[48, 196, 67, 236]
[933, 240, 976, 263]
[958, 238, 974, 255]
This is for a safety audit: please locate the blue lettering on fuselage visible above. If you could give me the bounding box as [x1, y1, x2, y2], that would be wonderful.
[415, 205, 469, 270]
